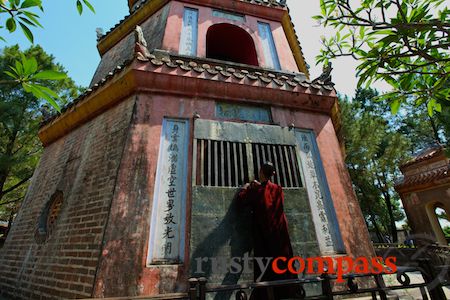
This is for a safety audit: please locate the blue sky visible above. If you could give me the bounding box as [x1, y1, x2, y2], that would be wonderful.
[2, 1, 389, 96]
[2, 1, 129, 87]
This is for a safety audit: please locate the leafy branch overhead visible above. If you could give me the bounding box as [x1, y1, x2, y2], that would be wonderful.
[0, 45, 80, 223]
[4, 54, 67, 111]
[0, 0, 95, 111]
[315, 0, 450, 114]
[0, 0, 94, 43]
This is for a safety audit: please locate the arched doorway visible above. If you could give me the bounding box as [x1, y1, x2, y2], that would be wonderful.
[427, 202, 450, 245]
[435, 205, 450, 245]
[206, 23, 259, 66]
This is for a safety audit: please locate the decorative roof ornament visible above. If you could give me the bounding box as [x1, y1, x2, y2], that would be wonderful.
[135, 25, 147, 47]
[312, 62, 334, 86]
[134, 25, 152, 61]
[40, 105, 51, 121]
[96, 28, 104, 41]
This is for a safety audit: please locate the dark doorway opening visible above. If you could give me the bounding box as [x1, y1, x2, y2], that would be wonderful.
[206, 23, 259, 66]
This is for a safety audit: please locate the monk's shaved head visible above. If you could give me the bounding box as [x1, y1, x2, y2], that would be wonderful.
[260, 162, 275, 179]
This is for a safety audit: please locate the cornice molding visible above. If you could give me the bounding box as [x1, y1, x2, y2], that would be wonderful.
[39, 54, 335, 146]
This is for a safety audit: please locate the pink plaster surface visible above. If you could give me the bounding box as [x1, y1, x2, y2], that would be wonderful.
[272, 108, 375, 259]
[163, 1, 299, 72]
[93, 91, 373, 297]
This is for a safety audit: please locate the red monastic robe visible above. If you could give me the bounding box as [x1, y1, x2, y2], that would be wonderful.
[238, 180, 296, 299]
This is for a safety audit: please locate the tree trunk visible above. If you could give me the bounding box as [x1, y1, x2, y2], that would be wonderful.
[383, 191, 398, 243]
[428, 115, 441, 144]
[374, 173, 398, 243]
[424, 103, 442, 143]
[369, 210, 384, 243]
[0, 129, 19, 202]
[5, 209, 14, 237]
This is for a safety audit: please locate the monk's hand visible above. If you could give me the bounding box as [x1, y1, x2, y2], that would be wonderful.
[242, 183, 250, 190]
[250, 180, 261, 189]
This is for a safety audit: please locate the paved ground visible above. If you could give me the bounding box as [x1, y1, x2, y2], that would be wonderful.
[345, 272, 450, 300]
[380, 272, 450, 300]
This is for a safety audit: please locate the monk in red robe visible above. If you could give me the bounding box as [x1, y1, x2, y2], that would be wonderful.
[238, 162, 297, 299]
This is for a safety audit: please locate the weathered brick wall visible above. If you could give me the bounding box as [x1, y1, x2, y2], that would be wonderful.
[0, 98, 135, 299]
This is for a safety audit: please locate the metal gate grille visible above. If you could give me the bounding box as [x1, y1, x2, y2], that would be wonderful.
[252, 143, 302, 188]
[196, 140, 249, 187]
[195, 139, 302, 188]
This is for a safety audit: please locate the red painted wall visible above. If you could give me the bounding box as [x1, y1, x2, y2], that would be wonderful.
[93, 92, 374, 297]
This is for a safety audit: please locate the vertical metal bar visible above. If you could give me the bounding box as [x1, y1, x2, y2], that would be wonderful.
[272, 145, 281, 185]
[267, 287, 275, 300]
[261, 143, 267, 163]
[255, 144, 261, 180]
[246, 143, 254, 182]
[263, 144, 269, 164]
[192, 139, 197, 187]
[200, 140, 205, 186]
[289, 146, 300, 187]
[233, 142, 238, 187]
[239, 143, 245, 185]
[371, 291, 377, 300]
[268, 144, 274, 164]
[236, 290, 248, 300]
[220, 141, 225, 186]
[207, 140, 212, 186]
[419, 287, 429, 300]
[277, 146, 288, 187]
[214, 141, 219, 186]
[283, 146, 293, 188]
[188, 278, 198, 300]
[321, 273, 333, 300]
[266, 144, 273, 179]
[374, 274, 388, 300]
[226, 141, 231, 186]
[198, 277, 207, 300]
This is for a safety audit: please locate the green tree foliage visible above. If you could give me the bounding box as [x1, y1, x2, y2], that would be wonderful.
[0, 45, 80, 227]
[315, 0, 450, 117]
[341, 88, 416, 243]
[342, 88, 448, 243]
[443, 226, 450, 239]
[0, 0, 94, 110]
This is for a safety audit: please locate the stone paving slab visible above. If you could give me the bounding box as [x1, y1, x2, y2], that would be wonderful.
[381, 272, 450, 300]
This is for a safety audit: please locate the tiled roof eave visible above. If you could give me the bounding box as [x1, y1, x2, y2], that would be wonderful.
[40, 53, 336, 129]
[139, 51, 333, 91]
[400, 145, 446, 170]
[395, 164, 450, 191]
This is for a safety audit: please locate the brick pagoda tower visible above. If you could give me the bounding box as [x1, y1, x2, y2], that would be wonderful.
[0, 0, 375, 299]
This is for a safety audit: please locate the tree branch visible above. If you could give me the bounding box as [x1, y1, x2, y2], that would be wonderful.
[377, 70, 450, 76]
[0, 196, 24, 207]
[0, 175, 32, 198]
